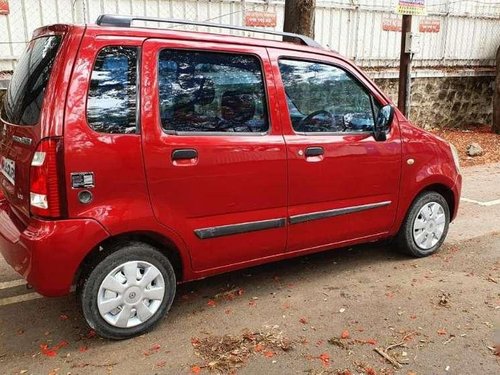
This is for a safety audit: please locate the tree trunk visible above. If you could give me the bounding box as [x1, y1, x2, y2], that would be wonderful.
[493, 45, 500, 134]
[283, 0, 316, 41]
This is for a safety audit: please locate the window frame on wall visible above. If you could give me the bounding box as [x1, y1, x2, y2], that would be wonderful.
[156, 49, 270, 136]
[277, 57, 382, 136]
[86, 45, 140, 135]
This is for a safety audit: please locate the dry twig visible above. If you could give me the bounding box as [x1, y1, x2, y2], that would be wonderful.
[374, 347, 402, 369]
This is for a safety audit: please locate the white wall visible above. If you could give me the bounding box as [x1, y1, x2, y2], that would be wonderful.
[0, 0, 499, 71]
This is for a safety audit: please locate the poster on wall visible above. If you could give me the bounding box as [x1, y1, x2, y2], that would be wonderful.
[396, 0, 427, 16]
[0, 0, 9, 15]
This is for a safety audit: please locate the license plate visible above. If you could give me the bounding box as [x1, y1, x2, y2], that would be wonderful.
[1, 157, 15, 185]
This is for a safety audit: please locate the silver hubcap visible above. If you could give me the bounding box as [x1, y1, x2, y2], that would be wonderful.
[97, 261, 165, 328]
[413, 202, 446, 250]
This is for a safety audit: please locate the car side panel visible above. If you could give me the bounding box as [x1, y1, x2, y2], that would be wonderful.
[389, 113, 461, 235]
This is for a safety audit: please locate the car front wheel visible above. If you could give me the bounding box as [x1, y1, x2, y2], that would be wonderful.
[396, 191, 450, 257]
[80, 243, 176, 340]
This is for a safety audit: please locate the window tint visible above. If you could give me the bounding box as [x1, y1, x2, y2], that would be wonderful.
[87, 46, 138, 134]
[2, 35, 61, 125]
[279, 59, 379, 133]
[158, 50, 268, 133]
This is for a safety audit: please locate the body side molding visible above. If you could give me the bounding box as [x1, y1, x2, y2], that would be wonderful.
[289, 201, 392, 225]
[195, 218, 286, 239]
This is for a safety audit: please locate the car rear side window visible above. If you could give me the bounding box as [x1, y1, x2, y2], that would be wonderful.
[87, 46, 138, 134]
[158, 50, 268, 134]
[1, 35, 61, 125]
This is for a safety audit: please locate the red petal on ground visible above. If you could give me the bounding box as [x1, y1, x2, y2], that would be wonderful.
[207, 299, 216, 307]
[437, 328, 447, 335]
[59, 314, 69, 321]
[156, 361, 167, 368]
[299, 317, 308, 324]
[341, 330, 350, 339]
[264, 350, 275, 358]
[39, 341, 68, 357]
[86, 330, 96, 339]
[40, 344, 57, 357]
[319, 353, 330, 367]
[254, 343, 264, 352]
[191, 365, 201, 374]
[79, 345, 88, 352]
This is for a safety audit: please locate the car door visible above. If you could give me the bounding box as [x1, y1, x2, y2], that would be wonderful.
[267, 48, 402, 253]
[141, 39, 287, 272]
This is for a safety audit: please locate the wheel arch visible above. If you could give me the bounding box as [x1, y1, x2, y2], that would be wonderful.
[420, 183, 456, 220]
[75, 231, 185, 288]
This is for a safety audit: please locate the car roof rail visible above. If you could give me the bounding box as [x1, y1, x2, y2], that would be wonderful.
[95, 14, 323, 49]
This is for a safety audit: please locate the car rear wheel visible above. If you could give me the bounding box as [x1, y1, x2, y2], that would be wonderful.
[396, 191, 450, 257]
[80, 243, 176, 340]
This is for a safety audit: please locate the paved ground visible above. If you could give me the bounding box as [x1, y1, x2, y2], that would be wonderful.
[0, 163, 499, 375]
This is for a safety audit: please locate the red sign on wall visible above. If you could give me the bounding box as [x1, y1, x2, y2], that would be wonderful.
[0, 0, 9, 15]
[419, 19, 441, 33]
[382, 18, 402, 32]
[244, 11, 277, 27]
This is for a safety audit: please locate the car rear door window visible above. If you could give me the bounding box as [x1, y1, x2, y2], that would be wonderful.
[158, 50, 268, 134]
[1, 35, 61, 125]
[87, 46, 138, 134]
[279, 59, 379, 133]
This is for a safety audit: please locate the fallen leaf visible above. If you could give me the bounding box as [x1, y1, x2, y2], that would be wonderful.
[299, 317, 308, 324]
[437, 328, 447, 336]
[59, 314, 69, 321]
[365, 367, 376, 375]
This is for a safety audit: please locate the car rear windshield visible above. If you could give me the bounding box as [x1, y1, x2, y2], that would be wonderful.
[1, 35, 62, 125]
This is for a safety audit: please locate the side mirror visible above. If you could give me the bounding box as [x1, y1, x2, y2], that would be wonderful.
[373, 104, 394, 142]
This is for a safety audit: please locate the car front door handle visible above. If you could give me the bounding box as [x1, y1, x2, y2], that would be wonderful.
[304, 147, 324, 157]
[172, 148, 198, 161]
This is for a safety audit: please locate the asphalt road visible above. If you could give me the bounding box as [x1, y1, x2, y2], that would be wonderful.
[0, 163, 499, 375]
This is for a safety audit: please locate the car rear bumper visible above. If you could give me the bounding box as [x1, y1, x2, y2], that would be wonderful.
[451, 173, 462, 221]
[0, 199, 109, 296]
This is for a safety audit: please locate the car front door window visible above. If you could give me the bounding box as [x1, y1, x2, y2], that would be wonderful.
[278, 59, 379, 133]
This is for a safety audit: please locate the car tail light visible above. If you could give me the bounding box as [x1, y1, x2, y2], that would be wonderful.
[30, 137, 66, 218]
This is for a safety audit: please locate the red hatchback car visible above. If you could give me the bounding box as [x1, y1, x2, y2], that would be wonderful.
[0, 15, 461, 339]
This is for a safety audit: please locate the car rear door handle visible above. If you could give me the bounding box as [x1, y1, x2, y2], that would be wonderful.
[172, 149, 198, 161]
[304, 147, 324, 157]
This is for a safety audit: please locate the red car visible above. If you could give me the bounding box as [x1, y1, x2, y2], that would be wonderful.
[0, 15, 461, 339]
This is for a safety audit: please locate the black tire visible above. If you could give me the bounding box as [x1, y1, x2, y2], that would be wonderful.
[396, 191, 450, 257]
[79, 242, 176, 340]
